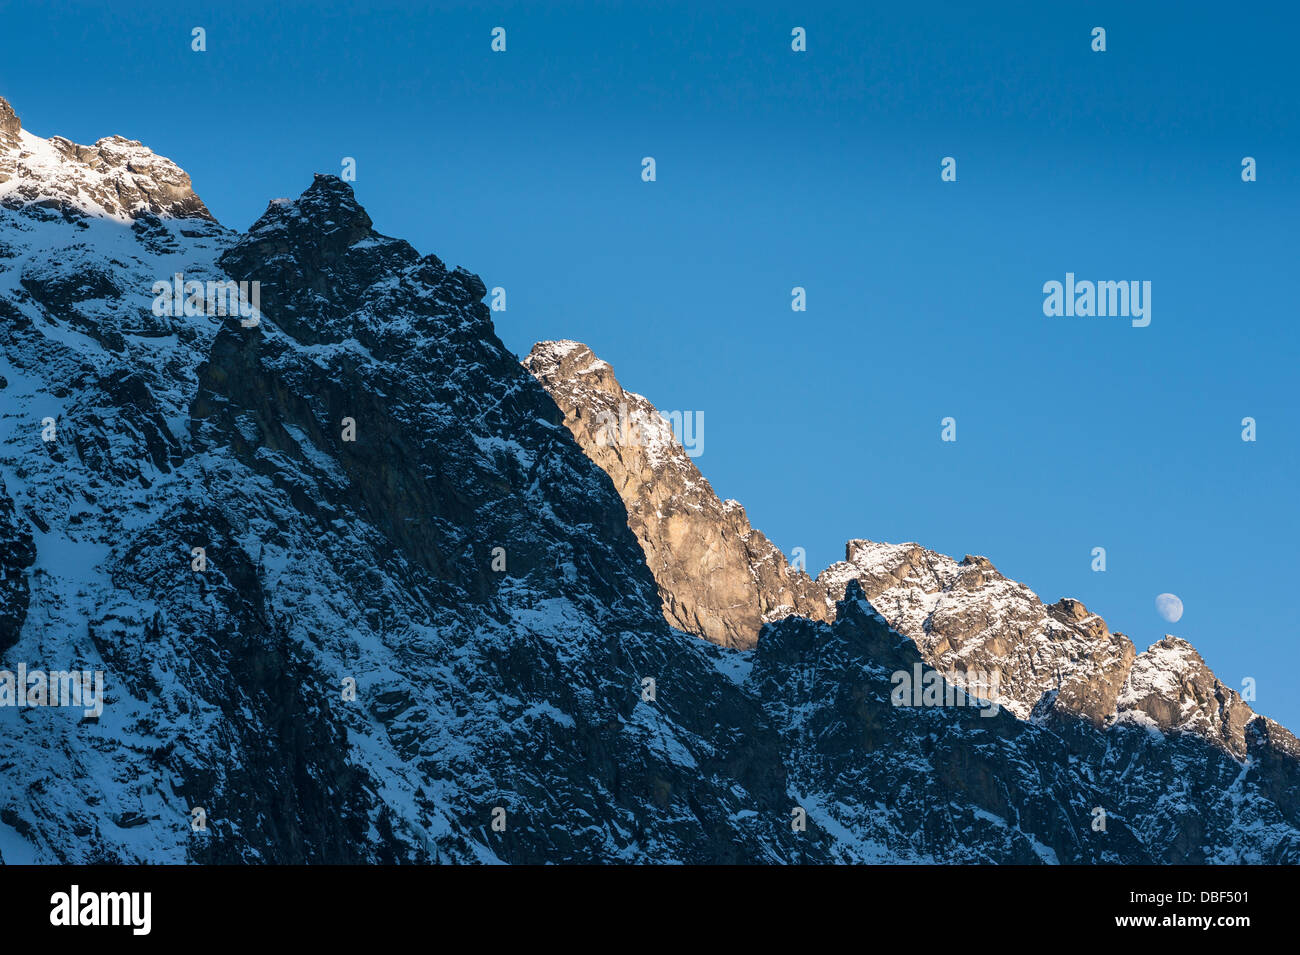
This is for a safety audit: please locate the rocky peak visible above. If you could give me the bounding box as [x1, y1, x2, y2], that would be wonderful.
[819, 539, 1136, 724]
[527, 340, 619, 391]
[258, 174, 376, 248]
[0, 97, 21, 150]
[0, 95, 211, 219]
[1048, 597, 1091, 623]
[217, 174, 422, 345]
[524, 340, 828, 648]
[1117, 635, 1276, 758]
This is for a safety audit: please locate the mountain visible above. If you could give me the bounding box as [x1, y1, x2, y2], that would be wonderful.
[523, 340, 829, 649]
[525, 340, 1284, 741]
[2, 96, 1298, 864]
[526, 338, 1300, 859]
[0, 96, 813, 864]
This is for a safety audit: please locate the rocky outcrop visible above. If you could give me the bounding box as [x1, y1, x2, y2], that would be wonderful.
[0, 96, 211, 219]
[819, 540, 1136, 724]
[0, 97, 20, 155]
[1116, 635, 1294, 760]
[524, 341, 827, 648]
[0, 98, 21, 188]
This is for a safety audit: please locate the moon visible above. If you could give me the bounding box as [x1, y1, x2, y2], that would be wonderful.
[1155, 593, 1184, 624]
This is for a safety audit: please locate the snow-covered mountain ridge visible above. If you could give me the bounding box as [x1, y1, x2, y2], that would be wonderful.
[2, 97, 1298, 864]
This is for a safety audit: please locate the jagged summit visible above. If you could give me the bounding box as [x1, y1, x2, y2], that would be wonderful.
[216, 173, 488, 351]
[257, 174, 374, 237]
[524, 339, 829, 648]
[219, 174, 416, 344]
[525, 338, 1296, 761]
[1118, 635, 1263, 758]
[0, 94, 211, 221]
[819, 538, 1137, 724]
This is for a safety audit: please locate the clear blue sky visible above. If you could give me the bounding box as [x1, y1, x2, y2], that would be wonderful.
[3, 1, 1297, 727]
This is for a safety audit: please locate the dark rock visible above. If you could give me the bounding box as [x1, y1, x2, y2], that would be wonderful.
[0, 477, 36, 653]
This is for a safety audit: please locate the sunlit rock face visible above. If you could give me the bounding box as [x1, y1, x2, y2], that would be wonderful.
[524, 340, 829, 650]
[819, 541, 1136, 725]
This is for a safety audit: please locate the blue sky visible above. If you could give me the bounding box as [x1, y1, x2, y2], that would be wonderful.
[3, 0, 1297, 726]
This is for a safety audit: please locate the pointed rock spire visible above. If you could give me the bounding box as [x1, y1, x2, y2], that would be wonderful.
[0, 95, 21, 148]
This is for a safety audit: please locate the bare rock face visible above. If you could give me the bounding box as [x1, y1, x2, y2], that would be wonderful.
[0, 96, 211, 220]
[0, 97, 21, 154]
[0, 97, 23, 187]
[523, 341, 827, 648]
[819, 540, 1136, 723]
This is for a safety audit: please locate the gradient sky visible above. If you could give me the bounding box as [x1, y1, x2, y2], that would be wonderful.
[3, 0, 1297, 726]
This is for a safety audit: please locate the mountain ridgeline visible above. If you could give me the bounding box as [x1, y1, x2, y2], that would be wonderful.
[1, 97, 1297, 864]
